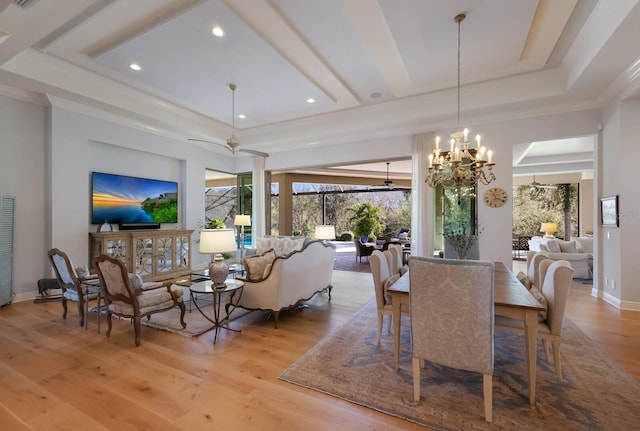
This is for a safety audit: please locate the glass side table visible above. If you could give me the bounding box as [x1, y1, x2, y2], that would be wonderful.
[188, 279, 244, 344]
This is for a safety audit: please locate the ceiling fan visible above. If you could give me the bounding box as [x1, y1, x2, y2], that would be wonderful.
[529, 175, 557, 189]
[188, 84, 269, 158]
[374, 162, 401, 189]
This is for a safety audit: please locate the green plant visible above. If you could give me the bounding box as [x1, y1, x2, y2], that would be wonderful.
[348, 202, 382, 239]
[205, 217, 226, 229]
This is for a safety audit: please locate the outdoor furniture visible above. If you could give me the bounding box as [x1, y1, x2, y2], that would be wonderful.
[354, 240, 375, 262]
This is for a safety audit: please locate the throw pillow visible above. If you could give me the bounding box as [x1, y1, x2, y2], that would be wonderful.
[242, 248, 276, 281]
[545, 240, 561, 253]
[382, 274, 401, 304]
[558, 240, 577, 253]
[128, 273, 144, 293]
[529, 285, 548, 322]
[516, 271, 531, 290]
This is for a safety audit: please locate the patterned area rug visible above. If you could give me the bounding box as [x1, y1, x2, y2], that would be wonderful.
[280, 300, 640, 430]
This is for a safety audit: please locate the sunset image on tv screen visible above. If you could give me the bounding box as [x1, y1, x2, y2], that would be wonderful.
[91, 172, 178, 224]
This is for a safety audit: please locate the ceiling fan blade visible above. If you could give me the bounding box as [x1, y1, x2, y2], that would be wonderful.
[188, 138, 233, 153]
[239, 148, 270, 158]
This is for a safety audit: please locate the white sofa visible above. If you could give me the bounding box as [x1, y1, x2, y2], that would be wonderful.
[528, 236, 593, 279]
[235, 238, 336, 327]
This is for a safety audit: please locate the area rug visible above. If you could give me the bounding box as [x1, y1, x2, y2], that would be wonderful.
[115, 300, 250, 337]
[280, 300, 640, 430]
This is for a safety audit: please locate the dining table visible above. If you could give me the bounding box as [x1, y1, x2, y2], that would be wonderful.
[387, 261, 544, 405]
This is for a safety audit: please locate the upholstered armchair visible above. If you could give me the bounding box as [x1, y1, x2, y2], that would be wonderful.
[354, 240, 375, 262]
[409, 257, 495, 422]
[48, 248, 100, 328]
[93, 254, 186, 346]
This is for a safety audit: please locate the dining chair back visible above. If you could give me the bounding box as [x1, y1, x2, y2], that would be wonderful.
[527, 251, 549, 289]
[409, 256, 495, 422]
[370, 250, 407, 344]
[383, 249, 396, 276]
[94, 254, 186, 346]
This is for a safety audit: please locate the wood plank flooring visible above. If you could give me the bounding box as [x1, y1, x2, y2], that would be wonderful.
[0, 269, 638, 430]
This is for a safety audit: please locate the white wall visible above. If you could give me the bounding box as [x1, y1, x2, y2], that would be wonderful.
[0, 95, 48, 300]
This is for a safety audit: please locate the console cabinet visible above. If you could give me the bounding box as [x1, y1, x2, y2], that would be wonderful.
[90, 229, 193, 281]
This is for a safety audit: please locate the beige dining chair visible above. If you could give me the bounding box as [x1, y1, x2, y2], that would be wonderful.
[496, 259, 574, 381]
[387, 244, 409, 276]
[383, 249, 396, 276]
[409, 256, 495, 422]
[369, 250, 407, 344]
[527, 251, 549, 290]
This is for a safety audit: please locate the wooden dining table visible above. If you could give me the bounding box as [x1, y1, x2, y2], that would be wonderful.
[387, 261, 544, 405]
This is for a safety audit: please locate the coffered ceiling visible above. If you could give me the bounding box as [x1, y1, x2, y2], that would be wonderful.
[1, 0, 638, 170]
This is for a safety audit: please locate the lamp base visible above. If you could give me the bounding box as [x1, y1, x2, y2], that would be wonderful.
[209, 254, 229, 288]
[543, 233, 555, 238]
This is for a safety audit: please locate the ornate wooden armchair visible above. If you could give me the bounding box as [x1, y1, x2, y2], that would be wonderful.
[48, 248, 100, 328]
[93, 254, 186, 346]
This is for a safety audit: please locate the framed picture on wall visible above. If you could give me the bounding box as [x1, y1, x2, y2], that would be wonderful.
[600, 195, 619, 227]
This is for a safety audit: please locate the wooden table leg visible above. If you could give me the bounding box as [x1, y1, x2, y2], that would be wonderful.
[524, 309, 538, 405]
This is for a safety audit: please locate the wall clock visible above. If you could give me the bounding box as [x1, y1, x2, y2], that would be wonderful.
[483, 187, 508, 208]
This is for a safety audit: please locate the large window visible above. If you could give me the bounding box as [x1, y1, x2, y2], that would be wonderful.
[434, 186, 477, 252]
[512, 183, 579, 238]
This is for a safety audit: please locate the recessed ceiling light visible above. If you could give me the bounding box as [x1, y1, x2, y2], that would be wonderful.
[238, 114, 246, 119]
[370, 92, 383, 99]
[129, 63, 141, 71]
[307, 98, 315, 104]
[212, 26, 224, 37]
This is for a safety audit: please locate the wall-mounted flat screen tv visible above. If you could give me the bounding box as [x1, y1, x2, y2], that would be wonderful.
[91, 172, 178, 225]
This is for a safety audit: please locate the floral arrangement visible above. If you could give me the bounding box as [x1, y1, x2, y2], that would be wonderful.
[444, 224, 483, 258]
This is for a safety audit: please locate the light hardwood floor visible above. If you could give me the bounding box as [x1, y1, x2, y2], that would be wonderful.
[0, 268, 638, 431]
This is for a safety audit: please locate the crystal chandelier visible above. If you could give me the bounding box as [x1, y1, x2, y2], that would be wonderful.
[425, 13, 496, 199]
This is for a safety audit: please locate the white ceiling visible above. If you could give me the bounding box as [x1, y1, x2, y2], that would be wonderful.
[1, 0, 638, 176]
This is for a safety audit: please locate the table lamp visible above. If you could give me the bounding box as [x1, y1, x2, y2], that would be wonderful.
[540, 222, 558, 239]
[199, 229, 237, 288]
[234, 214, 251, 258]
[315, 225, 336, 244]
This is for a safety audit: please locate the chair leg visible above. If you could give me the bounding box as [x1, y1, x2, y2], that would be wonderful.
[412, 357, 421, 401]
[76, 301, 84, 327]
[542, 338, 552, 363]
[105, 312, 113, 338]
[552, 339, 563, 382]
[483, 374, 493, 422]
[133, 317, 142, 346]
[377, 312, 383, 344]
[178, 302, 186, 328]
[61, 298, 68, 320]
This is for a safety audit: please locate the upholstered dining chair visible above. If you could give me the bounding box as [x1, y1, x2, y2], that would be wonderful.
[527, 251, 549, 290]
[409, 256, 495, 422]
[93, 254, 186, 346]
[369, 250, 407, 344]
[388, 244, 408, 275]
[48, 248, 100, 328]
[383, 249, 397, 276]
[496, 259, 574, 381]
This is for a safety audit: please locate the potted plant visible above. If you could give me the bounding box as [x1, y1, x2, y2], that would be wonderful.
[444, 224, 483, 259]
[348, 202, 382, 242]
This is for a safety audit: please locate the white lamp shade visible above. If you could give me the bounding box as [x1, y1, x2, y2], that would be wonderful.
[234, 214, 251, 226]
[199, 229, 237, 253]
[315, 225, 336, 240]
